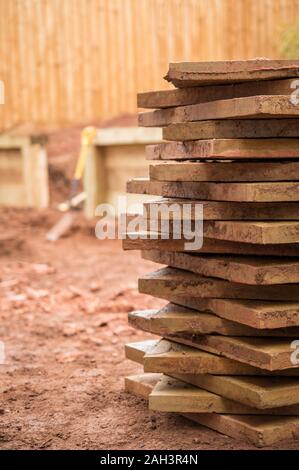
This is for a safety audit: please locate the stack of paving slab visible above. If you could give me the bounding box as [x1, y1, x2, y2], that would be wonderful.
[123, 59, 299, 447]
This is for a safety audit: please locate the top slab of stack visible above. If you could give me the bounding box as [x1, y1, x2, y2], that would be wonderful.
[138, 60, 299, 110]
[164, 59, 299, 87]
[137, 60, 299, 153]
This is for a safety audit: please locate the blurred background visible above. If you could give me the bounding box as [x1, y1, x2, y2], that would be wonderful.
[1, 0, 299, 211]
[1, 0, 299, 132]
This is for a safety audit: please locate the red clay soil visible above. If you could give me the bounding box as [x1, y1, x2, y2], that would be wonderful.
[0, 208, 298, 450]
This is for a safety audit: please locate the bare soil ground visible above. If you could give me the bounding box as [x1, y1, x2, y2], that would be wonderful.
[0, 208, 298, 451]
[0, 122, 298, 450]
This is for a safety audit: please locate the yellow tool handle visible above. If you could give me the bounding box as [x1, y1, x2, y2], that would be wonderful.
[74, 126, 97, 180]
[74, 143, 89, 180]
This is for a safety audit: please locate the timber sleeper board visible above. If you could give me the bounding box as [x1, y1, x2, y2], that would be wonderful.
[186, 413, 299, 448]
[141, 197, 299, 222]
[173, 373, 299, 410]
[204, 220, 299, 244]
[128, 178, 299, 203]
[145, 138, 299, 160]
[164, 59, 299, 87]
[137, 197, 299, 221]
[155, 296, 299, 330]
[125, 339, 158, 365]
[163, 120, 299, 141]
[128, 339, 299, 376]
[167, 335, 299, 372]
[142, 250, 299, 285]
[149, 161, 299, 183]
[143, 339, 239, 375]
[149, 376, 299, 414]
[149, 376, 259, 414]
[150, 376, 239, 413]
[137, 79, 298, 109]
[128, 313, 299, 372]
[128, 305, 299, 338]
[135, 213, 299, 242]
[139, 96, 299, 127]
[125, 373, 299, 447]
[123, 233, 299, 257]
[125, 374, 163, 399]
[126, 219, 299, 244]
[139, 267, 299, 301]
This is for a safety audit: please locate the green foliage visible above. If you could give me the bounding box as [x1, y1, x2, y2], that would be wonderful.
[279, 20, 299, 58]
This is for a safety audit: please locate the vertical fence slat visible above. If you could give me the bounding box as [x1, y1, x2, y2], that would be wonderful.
[1, 0, 299, 131]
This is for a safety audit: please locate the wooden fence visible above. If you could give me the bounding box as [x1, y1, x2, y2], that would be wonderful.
[0, 0, 299, 131]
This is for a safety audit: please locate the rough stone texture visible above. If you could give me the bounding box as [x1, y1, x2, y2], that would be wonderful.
[137, 79, 298, 109]
[139, 267, 299, 301]
[149, 161, 299, 183]
[127, 339, 299, 377]
[128, 305, 299, 337]
[135, 196, 299, 220]
[128, 177, 299, 203]
[126, 373, 299, 447]
[123, 233, 299, 257]
[150, 375, 299, 413]
[157, 296, 299, 330]
[145, 138, 299, 160]
[164, 59, 299, 87]
[170, 334, 299, 371]
[163, 119, 299, 140]
[203, 220, 299, 244]
[142, 250, 299, 285]
[173, 373, 299, 410]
